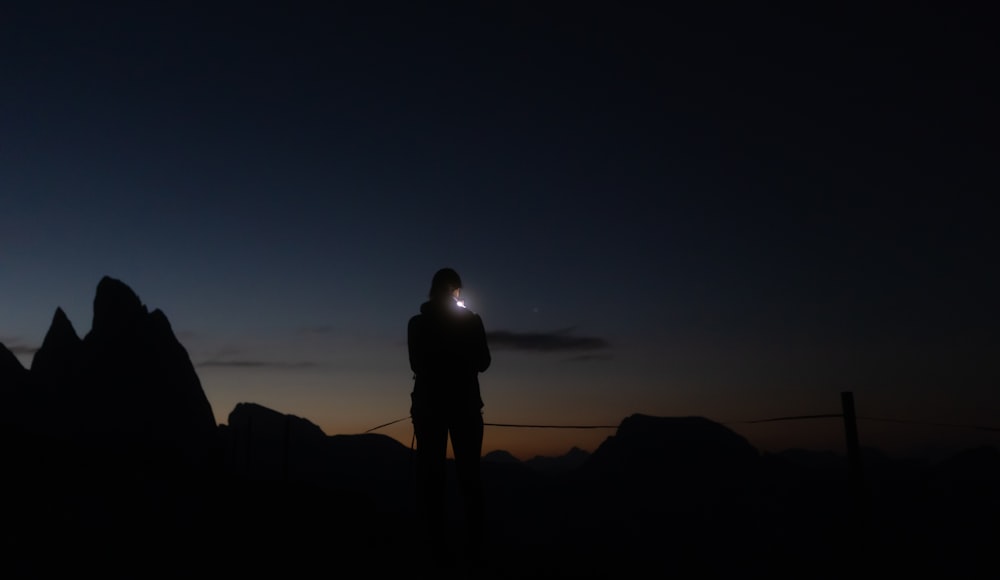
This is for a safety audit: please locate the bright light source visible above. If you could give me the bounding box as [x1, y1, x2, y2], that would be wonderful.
[456, 300, 466, 308]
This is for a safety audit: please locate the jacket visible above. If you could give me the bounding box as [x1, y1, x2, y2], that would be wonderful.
[408, 297, 491, 416]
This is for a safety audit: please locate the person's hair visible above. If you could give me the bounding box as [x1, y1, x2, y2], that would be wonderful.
[429, 267, 462, 299]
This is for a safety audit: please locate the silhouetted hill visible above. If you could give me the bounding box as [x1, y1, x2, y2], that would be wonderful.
[570, 413, 765, 558]
[583, 413, 759, 477]
[931, 444, 1000, 484]
[221, 401, 415, 513]
[483, 449, 520, 464]
[522, 446, 590, 473]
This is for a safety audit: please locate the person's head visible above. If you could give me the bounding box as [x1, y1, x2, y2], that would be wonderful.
[429, 267, 462, 300]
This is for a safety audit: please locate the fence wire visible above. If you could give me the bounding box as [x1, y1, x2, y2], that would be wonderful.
[363, 413, 1000, 434]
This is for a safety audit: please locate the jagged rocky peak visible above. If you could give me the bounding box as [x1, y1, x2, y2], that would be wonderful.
[23, 276, 221, 467]
[49, 306, 78, 337]
[31, 307, 82, 376]
[87, 275, 149, 342]
[148, 307, 175, 335]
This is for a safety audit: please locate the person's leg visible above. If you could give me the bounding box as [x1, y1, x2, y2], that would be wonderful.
[450, 411, 485, 558]
[413, 417, 449, 568]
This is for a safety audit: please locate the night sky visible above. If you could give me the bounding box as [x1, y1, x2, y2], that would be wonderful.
[3, 2, 996, 459]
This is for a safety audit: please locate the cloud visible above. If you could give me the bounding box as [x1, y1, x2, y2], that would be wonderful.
[196, 359, 318, 369]
[296, 325, 337, 336]
[486, 328, 609, 352]
[0, 339, 39, 355]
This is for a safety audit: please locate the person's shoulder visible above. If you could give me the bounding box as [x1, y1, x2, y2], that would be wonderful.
[408, 308, 427, 326]
[462, 309, 484, 323]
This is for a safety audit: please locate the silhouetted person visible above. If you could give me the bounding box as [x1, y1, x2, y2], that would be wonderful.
[408, 267, 491, 569]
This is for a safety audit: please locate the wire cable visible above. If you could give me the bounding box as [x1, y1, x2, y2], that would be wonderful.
[364, 416, 411, 433]
[363, 416, 619, 433]
[484, 421, 618, 429]
[363, 413, 1000, 434]
[859, 416, 1000, 432]
[727, 413, 843, 424]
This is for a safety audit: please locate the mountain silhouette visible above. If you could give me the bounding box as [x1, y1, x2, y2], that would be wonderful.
[582, 414, 759, 487]
[1, 276, 996, 578]
[30, 307, 81, 389]
[0, 341, 31, 433]
[220, 401, 415, 512]
[522, 445, 590, 473]
[15, 277, 220, 470]
[483, 449, 521, 464]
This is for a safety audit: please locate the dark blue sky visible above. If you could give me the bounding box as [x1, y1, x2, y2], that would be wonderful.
[3, 2, 996, 458]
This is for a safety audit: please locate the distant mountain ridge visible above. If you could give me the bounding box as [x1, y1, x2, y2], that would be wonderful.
[2, 276, 997, 577]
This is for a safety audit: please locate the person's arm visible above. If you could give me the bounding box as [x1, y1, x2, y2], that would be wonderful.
[407, 315, 424, 376]
[472, 314, 491, 373]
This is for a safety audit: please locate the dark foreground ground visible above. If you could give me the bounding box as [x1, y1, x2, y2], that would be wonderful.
[9, 453, 995, 580]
